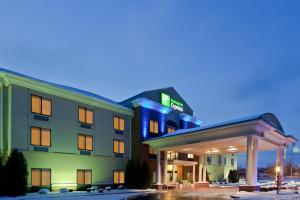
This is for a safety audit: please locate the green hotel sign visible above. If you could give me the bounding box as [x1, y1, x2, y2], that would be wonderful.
[161, 93, 184, 112]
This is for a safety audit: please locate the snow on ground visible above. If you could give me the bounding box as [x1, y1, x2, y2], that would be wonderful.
[0, 189, 155, 200]
[231, 190, 300, 200]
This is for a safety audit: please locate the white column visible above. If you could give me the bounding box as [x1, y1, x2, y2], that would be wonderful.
[172, 164, 175, 183]
[163, 151, 168, 184]
[203, 155, 207, 182]
[156, 150, 161, 184]
[246, 135, 258, 186]
[277, 147, 285, 177]
[192, 165, 196, 183]
[198, 155, 203, 182]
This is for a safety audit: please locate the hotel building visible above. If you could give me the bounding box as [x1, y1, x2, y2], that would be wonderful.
[0, 68, 296, 191]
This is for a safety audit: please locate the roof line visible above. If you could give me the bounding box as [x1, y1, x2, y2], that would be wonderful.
[0, 67, 133, 115]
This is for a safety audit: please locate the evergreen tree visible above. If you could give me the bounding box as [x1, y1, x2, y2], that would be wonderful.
[125, 159, 137, 188]
[5, 149, 28, 196]
[228, 170, 239, 183]
[0, 154, 5, 196]
[139, 161, 151, 189]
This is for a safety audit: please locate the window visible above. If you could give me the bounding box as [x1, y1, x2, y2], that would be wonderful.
[77, 170, 92, 185]
[218, 155, 222, 165]
[31, 169, 51, 186]
[188, 153, 194, 159]
[224, 157, 227, 165]
[31, 127, 51, 147]
[113, 171, 124, 184]
[78, 134, 93, 151]
[113, 140, 125, 154]
[31, 95, 52, 116]
[207, 156, 212, 165]
[114, 116, 125, 131]
[167, 151, 178, 160]
[149, 120, 158, 134]
[231, 158, 235, 166]
[78, 107, 93, 124]
[167, 127, 175, 133]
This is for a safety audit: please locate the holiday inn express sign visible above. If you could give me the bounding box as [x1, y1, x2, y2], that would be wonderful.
[161, 93, 184, 112]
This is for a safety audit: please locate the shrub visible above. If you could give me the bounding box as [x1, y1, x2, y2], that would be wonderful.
[125, 159, 137, 188]
[139, 161, 151, 189]
[0, 154, 6, 196]
[206, 170, 210, 182]
[228, 170, 239, 183]
[5, 149, 28, 196]
[125, 159, 152, 189]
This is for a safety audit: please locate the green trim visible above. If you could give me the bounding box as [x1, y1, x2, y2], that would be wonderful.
[7, 84, 11, 154]
[0, 72, 133, 116]
[0, 82, 2, 153]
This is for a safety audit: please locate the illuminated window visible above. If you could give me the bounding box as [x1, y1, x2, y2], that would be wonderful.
[31, 169, 51, 186]
[167, 151, 178, 160]
[167, 127, 175, 133]
[31, 95, 52, 116]
[114, 116, 125, 131]
[113, 171, 125, 184]
[78, 134, 93, 151]
[149, 146, 157, 155]
[188, 153, 194, 159]
[149, 120, 158, 134]
[31, 127, 51, 147]
[113, 140, 125, 154]
[78, 107, 93, 124]
[77, 170, 92, 185]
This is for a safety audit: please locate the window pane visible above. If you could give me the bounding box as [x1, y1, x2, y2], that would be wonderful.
[78, 108, 86, 123]
[78, 135, 85, 150]
[119, 171, 125, 184]
[114, 116, 119, 130]
[32, 95, 41, 114]
[41, 129, 51, 146]
[77, 170, 84, 185]
[41, 170, 51, 186]
[86, 110, 93, 124]
[113, 140, 119, 153]
[42, 99, 51, 116]
[150, 120, 153, 133]
[86, 136, 93, 151]
[119, 141, 124, 154]
[154, 121, 158, 133]
[114, 171, 119, 184]
[85, 171, 92, 184]
[31, 127, 41, 146]
[32, 169, 41, 186]
[119, 118, 125, 131]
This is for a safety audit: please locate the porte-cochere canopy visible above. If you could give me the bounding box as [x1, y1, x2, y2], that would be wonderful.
[144, 113, 296, 189]
[144, 113, 296, 154]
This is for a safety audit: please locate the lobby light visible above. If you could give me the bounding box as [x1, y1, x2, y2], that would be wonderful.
[227, 146, 238, 152]
[206, 148, 219, 154]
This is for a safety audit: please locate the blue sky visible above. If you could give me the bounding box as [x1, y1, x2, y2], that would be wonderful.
[0, 0, 300, 167]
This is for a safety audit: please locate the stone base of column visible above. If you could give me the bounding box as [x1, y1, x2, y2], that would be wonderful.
[153, 184, 163, 190]
[194, 182, 209, 188]
[239, 185, 260, 192]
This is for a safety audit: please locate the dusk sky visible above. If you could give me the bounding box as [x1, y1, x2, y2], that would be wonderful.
[0, 0, 300, 167]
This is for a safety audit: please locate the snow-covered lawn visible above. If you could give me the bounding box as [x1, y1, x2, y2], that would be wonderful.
[231, 190, 300, 200]
[0, 189, 155, 200]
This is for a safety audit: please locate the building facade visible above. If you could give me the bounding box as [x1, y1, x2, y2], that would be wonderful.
[0, 68, 295, 192]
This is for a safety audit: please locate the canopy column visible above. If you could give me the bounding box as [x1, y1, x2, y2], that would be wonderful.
[277, 147, 285, 177]
[246, 135, 258, 186]
[156, 150, 161, 185]
[163, 151, 168, 184]
[203, 155, 207, 182]
[198, 155, 203, 182]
